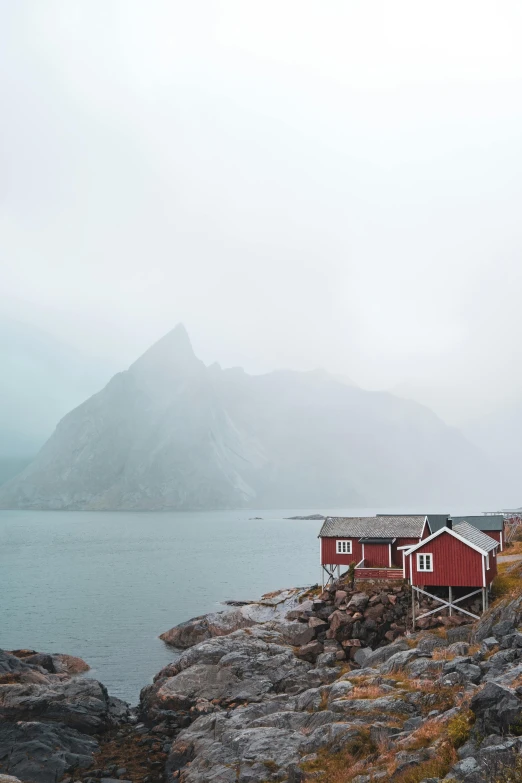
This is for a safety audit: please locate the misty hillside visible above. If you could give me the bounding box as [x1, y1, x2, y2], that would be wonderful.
[0, 325, 489, 511]
[0, 319, 115, 482]
[461, 403, 522, 508]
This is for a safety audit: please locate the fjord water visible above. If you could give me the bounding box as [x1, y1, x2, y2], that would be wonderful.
[0, 509, 353, 702]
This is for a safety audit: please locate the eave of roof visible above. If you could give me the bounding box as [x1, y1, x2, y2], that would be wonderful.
[359, 537, 396, 544]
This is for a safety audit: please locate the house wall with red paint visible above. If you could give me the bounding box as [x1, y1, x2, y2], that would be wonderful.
[393, 538, 419, 567]
[409, 531, 494, 587]
[362, 543, 390, 567]
[321, 537, 362, 566]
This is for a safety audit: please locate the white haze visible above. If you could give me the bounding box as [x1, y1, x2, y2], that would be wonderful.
[2, 1, 522, 425]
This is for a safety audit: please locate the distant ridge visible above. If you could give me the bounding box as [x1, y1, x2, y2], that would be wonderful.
[0, 325, 489, 511]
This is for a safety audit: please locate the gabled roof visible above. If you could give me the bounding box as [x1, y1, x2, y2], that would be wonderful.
[451, 515, 504, 532]
[319, 516, 426, 539]
[453, 521, 499, 553]
[404, 520, 499, 557]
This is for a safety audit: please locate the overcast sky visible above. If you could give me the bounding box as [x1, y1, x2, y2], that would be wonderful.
[2, 0, 522, 424]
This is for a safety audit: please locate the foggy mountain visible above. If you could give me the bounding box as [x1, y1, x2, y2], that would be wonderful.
[0, 318, 114, 484]
[461, 403, 522, 509]
[0, 325, 490, 511]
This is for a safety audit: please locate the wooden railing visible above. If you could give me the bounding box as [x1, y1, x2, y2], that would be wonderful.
[355, 566, 404, 580]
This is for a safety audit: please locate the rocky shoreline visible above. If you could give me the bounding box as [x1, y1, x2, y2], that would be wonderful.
[3, 564, 522, 783]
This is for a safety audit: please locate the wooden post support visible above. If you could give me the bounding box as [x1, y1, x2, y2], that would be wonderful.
[412, 585, 416, 630]
[448, 586, 453, 616]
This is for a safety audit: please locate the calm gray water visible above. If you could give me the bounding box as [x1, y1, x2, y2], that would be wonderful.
[0, 508, 359, 703]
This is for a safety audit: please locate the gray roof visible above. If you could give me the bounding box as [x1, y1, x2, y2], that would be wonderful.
[319, 516, 426, 538]
[378, 513, 450, 533]
[451, 515, 504, 532]
[453, 521, 498, 553]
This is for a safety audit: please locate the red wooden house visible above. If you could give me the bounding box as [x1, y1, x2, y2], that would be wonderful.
[404, 520, 499, 625]
[319, 515, 500, 624]
[404, 520, 498, 585]
[319, 515, 429, 582]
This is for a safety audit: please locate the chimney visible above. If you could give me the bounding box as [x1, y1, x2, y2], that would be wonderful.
[446, 518, 453, 530]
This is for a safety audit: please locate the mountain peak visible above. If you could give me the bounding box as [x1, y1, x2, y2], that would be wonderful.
[130, 324, 199, 374]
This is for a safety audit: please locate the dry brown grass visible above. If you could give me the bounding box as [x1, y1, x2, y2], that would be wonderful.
[432, 647, 457, 661]
[343, 684, 385, 700]
[505, 539, 522, 554]
[433, 644, 479, 660]
[301, 728, 377, 782]
[391, 743, 458, 783]
[492, 567, 522, 599]
[404, 718, 445, 749]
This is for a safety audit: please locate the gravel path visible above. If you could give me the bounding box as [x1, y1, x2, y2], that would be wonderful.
[498, 554, 522, 562]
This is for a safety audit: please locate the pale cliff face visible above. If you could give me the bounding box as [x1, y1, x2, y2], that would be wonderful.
[0, 325, 489, 511]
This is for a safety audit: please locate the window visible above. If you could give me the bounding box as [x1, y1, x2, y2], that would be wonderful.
[336, 540, 352, 554]
[417, 553, 433, 572]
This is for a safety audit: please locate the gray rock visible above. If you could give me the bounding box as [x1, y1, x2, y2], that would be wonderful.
[380, 649, 419, 674]
[0, 677, 128, 734]
[353, 647, 372, 667]
[403, 716, 424, 731]
[416, 636, 448, 654]
[406, 658, 445, 678]
[363, 641, 409, 668]
[449, 755, 481, 778]
[471, 681, 522, 735]
[0, 721, 98, 783]
[446, 626, 472, 643]
[347, 593, 369, 612]
[142, 629, 319, 725]
[316, 652, 337, 668]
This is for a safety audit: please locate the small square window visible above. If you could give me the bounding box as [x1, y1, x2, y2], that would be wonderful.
[417, 553, 433, 572]
[336, 540, 352, 555]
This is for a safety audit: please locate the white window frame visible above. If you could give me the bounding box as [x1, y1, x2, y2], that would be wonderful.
[417, 552, 433, 572]
[336, 539, 352, 555]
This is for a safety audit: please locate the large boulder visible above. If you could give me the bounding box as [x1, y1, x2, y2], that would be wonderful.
[159, 609, 255, 648]
[0, 721, 98, 783]
[471, 681, 522, 736]
[0, 676, 129, 734]
[141, 627, 325, 727]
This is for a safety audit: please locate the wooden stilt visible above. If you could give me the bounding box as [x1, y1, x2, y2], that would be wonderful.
[448, 586, 453, 616]
[412, 585, 416, 630]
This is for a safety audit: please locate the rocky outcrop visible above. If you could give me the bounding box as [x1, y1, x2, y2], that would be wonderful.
[142, 567, 522, 782]
[161, 580, 476, 660]
[0, 648, 131, 783]
[160, 588, 314, 649]
[0, 722, 98, 783]
[7, 569, 522, 783]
